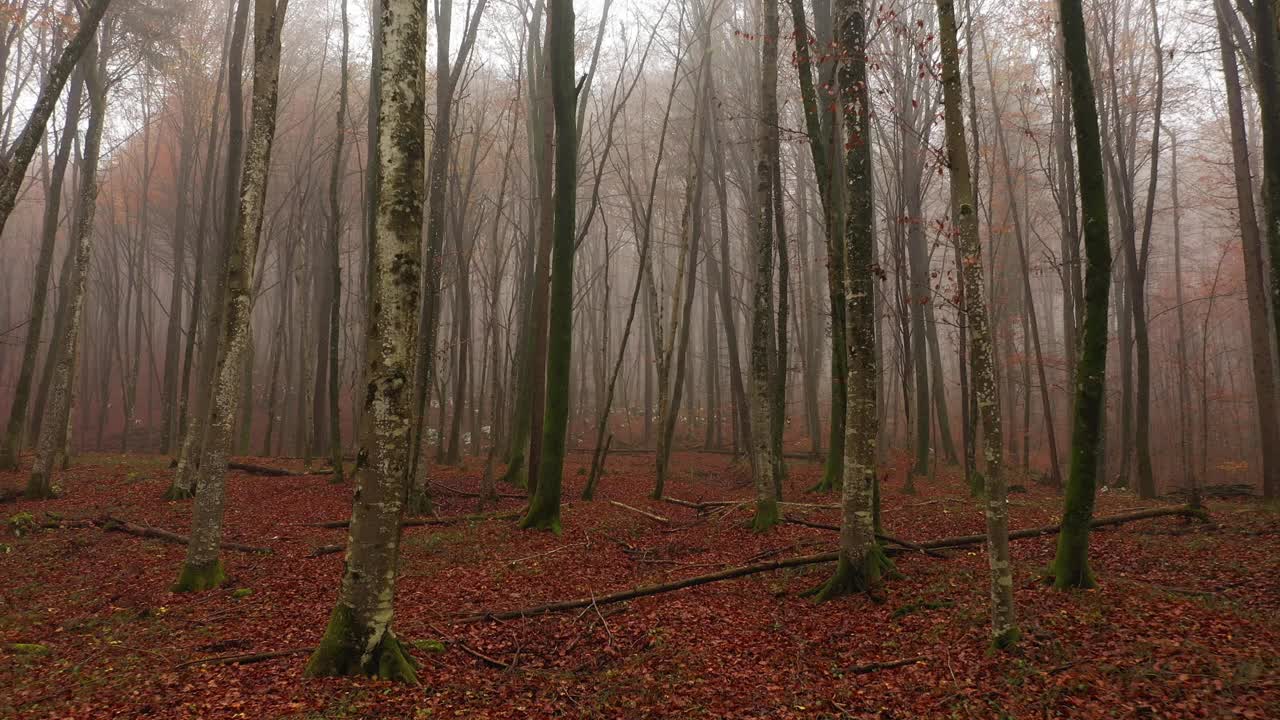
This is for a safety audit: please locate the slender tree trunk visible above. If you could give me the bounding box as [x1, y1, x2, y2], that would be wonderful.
[749, 0, 781, 532]
[0, 0, 110, 240]
[0, 66, 83, 470]
[933, 0, 1016, 647]
[1052, 0, 1113, 590]
[520, 0, 576, 532]
[174, 0, 289, 593]
[26, 40, 105, 500]
[814, 0, 886, 598]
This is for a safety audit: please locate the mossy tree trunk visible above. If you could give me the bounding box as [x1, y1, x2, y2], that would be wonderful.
[175, 0, 289, 593]
[935, 0, 1016, 647]
[521, 0, 576, 532]
[1051, 0, 1113, 591]
[26, 41, 105, 501]
[749, 0, 781, 532]
[304, 0, 425, 683]
[814, 0, 885, 598]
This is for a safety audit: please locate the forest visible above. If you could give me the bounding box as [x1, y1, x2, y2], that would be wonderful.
[0, 0, 1277, 716]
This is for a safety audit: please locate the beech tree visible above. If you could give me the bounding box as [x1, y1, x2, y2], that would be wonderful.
[174, 0, 289, 592]
[304, 0, 424, 681]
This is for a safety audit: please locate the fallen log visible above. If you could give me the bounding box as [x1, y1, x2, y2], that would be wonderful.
[608, 501, 670, 524]
[309, 509, 523, 530]
[309, 544, 344, 557]
[787, 506, 1206, 552]
[460, 505, 1208, 622]
[783, 517, 947, 558]
[102, 516, 271, 554]
[457, 550, 844, 622]
[227, 461, 332, 477]
[431, 481, 525, 500]
[176, 647, 313, 669]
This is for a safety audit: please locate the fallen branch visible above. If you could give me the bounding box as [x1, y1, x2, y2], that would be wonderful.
[459, 506, 1209, 622]
[431, 481, 524, 500]
[457, 550, 843, 622]
[784, 517, 948, 558]
[227, 461, 331, 477]
[176, 647, 313, 669]
[609, 501, 670, 524]
[102, 516, 272, 554]
[309, 544, 344, 557]
[309, 509, 523, 529]
[849, 655, 926, 674]
[787, 506, 1207, 553]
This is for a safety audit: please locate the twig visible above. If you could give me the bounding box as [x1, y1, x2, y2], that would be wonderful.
[849, 655, 927, 674]
[608, 500, 670, 523]
[176, 647, 313, 669]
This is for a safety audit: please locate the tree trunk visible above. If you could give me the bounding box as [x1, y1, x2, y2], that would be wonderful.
[26, 40, 105, 500]
[303, 0, 424, 683]
[0, 65, 83, 470]
[520, 0, 576, 532]
[749, 0, 781, 532]
[175, 0, 289, 593]
[1052, 0, 1113, 590]
[933, 0, 1016, 647]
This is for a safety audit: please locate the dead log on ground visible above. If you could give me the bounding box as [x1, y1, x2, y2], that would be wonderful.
[309, 509, 523, 529]
[227, 461, 332, 477]
[431, 481, 525, 500]
[102, 516, 271, 553]
[460, 505, 1208, 622]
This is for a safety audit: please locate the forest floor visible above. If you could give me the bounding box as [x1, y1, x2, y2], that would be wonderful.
[0, 448, 1277, 719]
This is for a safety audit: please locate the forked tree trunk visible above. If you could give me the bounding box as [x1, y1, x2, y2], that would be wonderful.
[174, 0, 289, 593]
[26, 41, 105, 500]
[304, 0, 424, 683]
[0, 66, 83, 471]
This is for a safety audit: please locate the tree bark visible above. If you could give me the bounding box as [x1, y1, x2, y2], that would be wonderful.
[304, 0, 425, 683]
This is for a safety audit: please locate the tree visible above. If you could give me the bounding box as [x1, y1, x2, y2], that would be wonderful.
[26, 35, 105, 500]
[749, 0, 781, 532]
[937, 0, 1015, 647]
[1051, 0, 1114, 590]
[304, 0, 425, 682]
[520, 0, 576, 532]
[0, 0, 111, 242]
[174, 0, 289, 592]
[812, 0, 886, 599]
[325, 0, 350, 483]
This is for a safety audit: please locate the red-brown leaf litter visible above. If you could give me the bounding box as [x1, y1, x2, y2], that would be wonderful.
[1, 451, 1277, 718]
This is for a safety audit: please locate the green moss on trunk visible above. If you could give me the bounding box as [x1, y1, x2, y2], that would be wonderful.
[809, 545, 890, 603]
[172, 559, 226, 593]
[162, 483, 192, 501]
[24, 472, 55, 500]
[304, 604, 420, 683]
[520, 494, 562, 533]
[751, 497, 780, 532]
[991, 626, 1021, 651]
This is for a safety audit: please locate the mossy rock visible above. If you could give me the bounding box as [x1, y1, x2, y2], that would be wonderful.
[232, 588, 253, 599]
